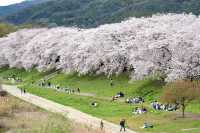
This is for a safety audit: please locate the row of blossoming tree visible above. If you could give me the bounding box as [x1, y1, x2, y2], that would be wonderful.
[0, 14, 200, 82]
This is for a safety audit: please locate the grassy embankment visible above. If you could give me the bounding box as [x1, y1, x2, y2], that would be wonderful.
[0, 67, 200, 133]
[0, 94, 103, 133]
[0, 95, 71, 133]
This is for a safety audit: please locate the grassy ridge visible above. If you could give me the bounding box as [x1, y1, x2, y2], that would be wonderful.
[48, 73, 164, 100]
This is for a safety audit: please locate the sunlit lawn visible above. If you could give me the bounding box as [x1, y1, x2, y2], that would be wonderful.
[1, 67, 200, 133]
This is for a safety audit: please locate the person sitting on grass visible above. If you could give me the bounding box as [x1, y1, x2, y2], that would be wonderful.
[151, 100, 161, 110]
[132, 107, 139, 115]
[160, 104, 167, 110]
[91, 101, 98, 107]
[126, 96, 144, 104]
[111, 92, 125, 101]
[56, 85, 60, 90]
[166, 104, 179, 111]
[115, 92, 125, 98]
[140, 107, 148, 113]
[118, 92, 125, 97]
[151, 101, 178, 111]
[141, 122, 153, 129]
[132, 107, 147, 115]
[65, 88, 69, 92]
[111, 96, 118, 101]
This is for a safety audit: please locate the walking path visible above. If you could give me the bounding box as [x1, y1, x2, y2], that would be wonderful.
[37, 70, 60, 83]
[2, 85, 136, 133]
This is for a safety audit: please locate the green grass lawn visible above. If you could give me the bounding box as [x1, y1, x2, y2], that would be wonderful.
[0, 67, 164, 100]
[48, 73, 164, 100]
[186, 101, 200, 114]
[0, 67, 55, 84]
[21, 85, 200, 133]
[1, 67, 200, 133]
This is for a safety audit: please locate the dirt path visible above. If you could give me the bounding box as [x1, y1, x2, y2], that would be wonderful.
[74, 92, 96, 97]
[175, 112, 200, 120]
[2, 85, 136, 133]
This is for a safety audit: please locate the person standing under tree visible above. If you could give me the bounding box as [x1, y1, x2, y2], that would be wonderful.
[110, 78, 114, 87]
[120, 119, 126, 132]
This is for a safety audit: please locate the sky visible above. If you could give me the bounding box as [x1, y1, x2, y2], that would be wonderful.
[0, 0, 26, 6]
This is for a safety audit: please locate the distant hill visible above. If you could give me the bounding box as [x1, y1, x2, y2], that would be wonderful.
[0, 0, 50, 17]
[2, 0, 200, 28]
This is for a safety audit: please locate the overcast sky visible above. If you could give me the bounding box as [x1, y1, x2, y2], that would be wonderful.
[0, 0, 26, 6]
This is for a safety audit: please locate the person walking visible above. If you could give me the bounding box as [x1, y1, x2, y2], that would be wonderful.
[120, 119, 126, 132]
[100, 120, 104, 130]
[77, 88, 80, 93]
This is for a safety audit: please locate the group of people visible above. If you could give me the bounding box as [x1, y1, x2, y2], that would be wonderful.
[36, 79, 175, 131]
[100, 118, 153, 132]
[151, 101, 178, 111]
[101, 118, 153, 132]
[100, 119, 126, 132]
[38, 80, 81, 94]
[132, 107, 147, 115]
[2, 75, 22, 84]
[20, 88, 26, 94]
[111, 91, 125, 101]
[32, 77, 161, 131]
[126, 96, 144, 104]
